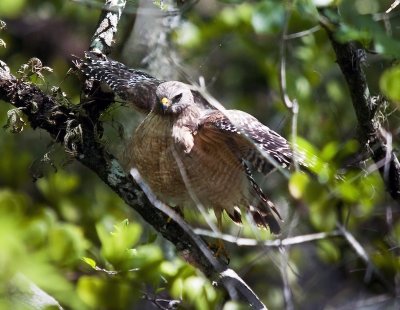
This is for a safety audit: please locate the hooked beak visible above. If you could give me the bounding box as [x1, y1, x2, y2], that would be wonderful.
[161, 97, 170, 112]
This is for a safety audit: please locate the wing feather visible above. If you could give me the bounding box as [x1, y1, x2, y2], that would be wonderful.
[198, 109, 294, 174]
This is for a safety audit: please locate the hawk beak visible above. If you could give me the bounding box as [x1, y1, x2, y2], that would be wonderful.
[161, 97, 170, 112]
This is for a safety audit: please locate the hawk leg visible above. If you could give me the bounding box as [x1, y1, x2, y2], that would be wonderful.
[209, 208, 229, 262]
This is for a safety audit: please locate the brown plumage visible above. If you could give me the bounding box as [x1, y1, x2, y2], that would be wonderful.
[77, 53, 298, 234]
[124, 81, 290, 233]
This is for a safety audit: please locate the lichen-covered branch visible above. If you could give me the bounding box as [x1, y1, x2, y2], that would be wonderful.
[90, 0, 127, 54]
[0, 64, 267, 309]
[320, 9, 400, 203]
[0, 0, 270, 307]
[81, 0, 128, 120]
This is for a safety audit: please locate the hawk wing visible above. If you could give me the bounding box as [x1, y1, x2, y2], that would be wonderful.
[197, 109, 291, 233]
[77, 52, 161, 113]
[76, 52, 216, 113]
[197, 109, 294, 175]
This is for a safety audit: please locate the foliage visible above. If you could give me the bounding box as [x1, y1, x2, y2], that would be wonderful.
[1, 0, 400, 309]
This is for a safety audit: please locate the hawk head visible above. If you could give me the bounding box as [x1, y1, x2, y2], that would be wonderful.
[155, 81, 194, 115]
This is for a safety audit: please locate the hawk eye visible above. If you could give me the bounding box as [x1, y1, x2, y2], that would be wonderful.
[172, 93, 183, 103]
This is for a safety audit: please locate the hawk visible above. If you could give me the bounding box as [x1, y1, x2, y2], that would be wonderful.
[77, 52, 298, 235]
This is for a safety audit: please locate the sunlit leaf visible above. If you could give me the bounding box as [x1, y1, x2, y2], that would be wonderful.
[380, 66, 400, 102]
[317, 239, 340, 263]
[82, 257, 97, 269]
[77, 276, 134, 309]
[48, 224, 88, 266]
[0, 0, 26, 18]
[309, 199, 337, 231]
[96, 220, 143, 270]
[252, 2, 284, 34]
[289, 172, 310, 199]
[337, 182, 359, 203]
[320, 141, 339, 161]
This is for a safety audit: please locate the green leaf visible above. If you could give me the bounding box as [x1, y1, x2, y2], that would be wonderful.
[252, 2, 284, 34]
[309, 199, 337, 231]
[320, 141, 339, 161]
[82, 257, 97, 269]
[96, 220, 142, 270]
[36, 171, 80, 202]
[337, 182, 360, 203]
[289, 172, 310, 199]
[171, 278, 183, 300]
[183, 276, 218, 309]
[0, 0, 26, 18]
[48, 224, 88, 266]
[292, 137, 328, 176]
[0, 189, 30, 215]
[77, 276, 134, 309]
[160, 261, 178, 277]
[380, 66, 400, 102]
[220, 3, 253, 27]
[317, 240, 340, 263]
[185, 276, 206, 299]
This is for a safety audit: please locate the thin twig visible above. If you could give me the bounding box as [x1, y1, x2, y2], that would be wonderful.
[337, 223, 394, 293]
[279, 8, 300, 171]
[193, 229, 341, 247]
[279, 247, 294, 310]
[279, 10, 294, 111]
[284, 25, 321, 40]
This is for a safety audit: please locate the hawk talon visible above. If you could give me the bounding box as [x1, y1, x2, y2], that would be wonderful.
[209, 240, 230, 264]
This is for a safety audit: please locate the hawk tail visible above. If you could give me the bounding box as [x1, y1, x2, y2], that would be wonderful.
[224, 203, 280, 234]
[249, 201, 281, 234]
[241, 160, 282, 234]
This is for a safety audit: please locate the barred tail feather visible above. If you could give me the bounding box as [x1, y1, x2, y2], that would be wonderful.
[249, 202, 281, 234]
[226, 206, 243, 225]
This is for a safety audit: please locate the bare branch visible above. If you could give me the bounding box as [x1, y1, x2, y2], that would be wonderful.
[386, 0, 400, 13]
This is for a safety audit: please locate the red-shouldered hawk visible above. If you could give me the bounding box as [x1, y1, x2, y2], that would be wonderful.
[77, 52, 298, 234]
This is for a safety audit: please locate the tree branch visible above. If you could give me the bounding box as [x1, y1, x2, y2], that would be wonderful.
[90, 0, 127, 54]
[0, 0, 269, 306]
[0, 63, 267, 309]
[319, 8, 400, 203]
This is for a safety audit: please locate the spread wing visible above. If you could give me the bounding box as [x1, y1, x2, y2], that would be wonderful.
[76, 52, 215, 113]
[76, 52, 161, 112]
[196, 109, 292, 233]
[197, 109, 294, 174]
